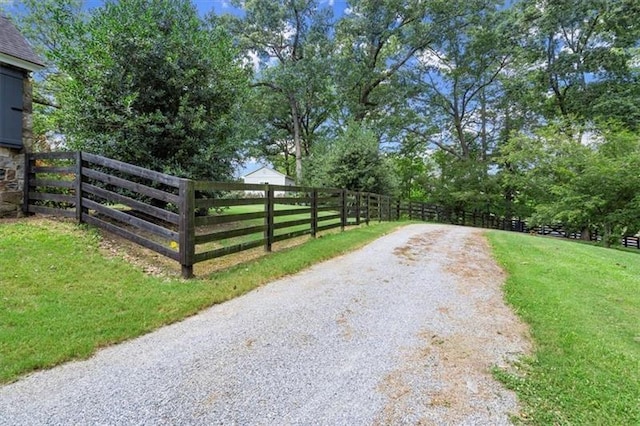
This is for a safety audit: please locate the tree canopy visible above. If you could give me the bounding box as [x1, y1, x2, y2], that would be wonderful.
[12, 0, 249, 180]
[7, 0, 640, 245]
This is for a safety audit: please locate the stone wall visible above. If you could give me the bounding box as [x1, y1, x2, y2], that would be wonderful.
[0, 147, 23, 217]
[0, 75, 33, 218]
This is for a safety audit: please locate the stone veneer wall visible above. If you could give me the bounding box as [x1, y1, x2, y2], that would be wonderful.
[0, 76, 33, 218]
[0, 146, 23, 217]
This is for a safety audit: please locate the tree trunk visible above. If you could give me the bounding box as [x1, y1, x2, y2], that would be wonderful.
[288, 94, 303, 183]
[580, 226, 591, 241]
[603, 223, 612, 248]
[480, 88, 488, 162]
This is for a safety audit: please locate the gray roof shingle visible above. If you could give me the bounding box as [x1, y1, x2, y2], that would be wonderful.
[0, 15, 45, 69]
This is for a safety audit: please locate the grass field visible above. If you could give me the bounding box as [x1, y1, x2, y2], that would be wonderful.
[4, 217, 639, 424]
[0, 217, 402, 384]
[488, 231, 640, 425]
[197, 203, 343, 252]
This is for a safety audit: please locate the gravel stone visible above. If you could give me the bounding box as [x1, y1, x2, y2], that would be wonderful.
[0, 224, 531, 425]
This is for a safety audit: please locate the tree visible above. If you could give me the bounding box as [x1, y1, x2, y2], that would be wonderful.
[305, 121, 397, 195]
[397, 1, 513, 214]
[513, 0, 640, 127]
[500, 123, 640, 246]
[334, 0, 431, 124]
[223, 0, 335, 182]
[44, 0, 248, 180]
[406, 0, 511, 160]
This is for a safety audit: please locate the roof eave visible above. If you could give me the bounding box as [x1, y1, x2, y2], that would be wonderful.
[0, 53, 45, 72]
[244, 166, 294, 180]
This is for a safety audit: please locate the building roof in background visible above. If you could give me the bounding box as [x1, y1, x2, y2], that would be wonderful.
[0, 15, 45, 71]
[243, 166, 292, 180]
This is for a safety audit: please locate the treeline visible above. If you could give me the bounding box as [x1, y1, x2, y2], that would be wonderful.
[4, 0, 640, 246]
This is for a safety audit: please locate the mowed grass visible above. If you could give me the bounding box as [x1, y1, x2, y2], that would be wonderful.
[196, 203, 342, 252]
[0, 218, 403, 383]
[488, 231, 640, 425]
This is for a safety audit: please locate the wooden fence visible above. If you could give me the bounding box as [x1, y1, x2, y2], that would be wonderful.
[25, 152, 397, 277]
[24, 152, 640, 278]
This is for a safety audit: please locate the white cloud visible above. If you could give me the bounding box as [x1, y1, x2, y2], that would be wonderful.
[243, 50, 261, 73]
[418, 49, 452, 72]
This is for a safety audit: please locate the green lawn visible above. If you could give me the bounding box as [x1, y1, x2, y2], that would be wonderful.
[0, 218, 402, 383]
[196, 203, 343, 253]
[488, 231, 640, 425]
[5, 218, 638, 424]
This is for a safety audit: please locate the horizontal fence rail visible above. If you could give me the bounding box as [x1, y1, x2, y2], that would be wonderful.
[24, 151, 640, 278]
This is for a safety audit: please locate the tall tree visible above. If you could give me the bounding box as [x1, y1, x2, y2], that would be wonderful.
[406, 0, 510, 161]
[47, 0, 249, 180]
[334, 0, 431, 124]
[399, 0, 513, 213]
[223, 0, 334, 182]
[514, 0, 640, 127]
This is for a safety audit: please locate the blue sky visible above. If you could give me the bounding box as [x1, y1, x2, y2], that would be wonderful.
[81, 0, 348, 17]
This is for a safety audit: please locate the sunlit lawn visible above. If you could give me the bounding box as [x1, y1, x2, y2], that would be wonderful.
[0, 218, 402, 383]
[488, 231, 640, 425]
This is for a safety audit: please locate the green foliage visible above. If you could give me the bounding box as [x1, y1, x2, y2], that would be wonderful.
[427, 151, 501, 214]
[0, 218, 401, 383]
[47, 0, 249, 180]
[513, 0, 640, 126]
[223, 0, 335, 182]
[305, 122, 397, 194]
[489, 231, 640, 424]
[500, 123, 640, 246]
[390, 151, 433, 200]
[333, 0, 430, 123]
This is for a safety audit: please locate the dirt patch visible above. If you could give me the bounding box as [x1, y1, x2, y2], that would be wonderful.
[97, 231, 180, 278]
[91, 223, 354, 278]
[336, 309, 354, 340]
[376, 226, 531, 424]
[393, 229, 446, 264]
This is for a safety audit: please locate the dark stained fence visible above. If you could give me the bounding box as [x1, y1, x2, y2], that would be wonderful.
[24, 151, 640, 278]
[78, 152, 183, 265]
[185, 183, 347, 271]
[623, 236, 640, 249]
[24, 152, 78, 218]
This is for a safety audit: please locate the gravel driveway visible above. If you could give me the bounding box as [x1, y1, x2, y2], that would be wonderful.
[0, 224, 530, 425]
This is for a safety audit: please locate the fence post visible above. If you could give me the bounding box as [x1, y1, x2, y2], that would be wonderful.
[387, 196, 391, 221]
[75, 151, 83, 224]
[396, 199, 400, 221]
[355, 192, 361, 225]
[340, 189, 347, 231]
[311, 188, 318, 237]
[365, 193, 370, 225]
[179, 179, 196, 279]
[265, 185, 274, 251]
[421, 203, 425, 222]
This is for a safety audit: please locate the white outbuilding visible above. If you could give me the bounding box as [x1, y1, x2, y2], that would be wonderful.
[242, 166, 295, 196]
[242, 166, 295, 187]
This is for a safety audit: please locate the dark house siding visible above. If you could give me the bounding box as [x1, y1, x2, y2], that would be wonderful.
[0, 65, 24, 148]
